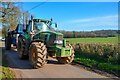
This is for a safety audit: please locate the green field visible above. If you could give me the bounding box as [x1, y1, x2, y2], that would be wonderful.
[65, 37, 118, 44]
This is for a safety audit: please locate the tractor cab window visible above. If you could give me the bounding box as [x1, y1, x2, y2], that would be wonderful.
[18, 24, 23, 32]
[34, 22, 50, 32]
[27, 22, 32, 32]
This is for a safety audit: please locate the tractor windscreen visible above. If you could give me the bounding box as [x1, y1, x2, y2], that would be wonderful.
[34, 22, 50, 32]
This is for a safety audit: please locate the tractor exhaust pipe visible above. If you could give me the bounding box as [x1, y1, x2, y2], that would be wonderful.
[31, 15, 34, 31]
[30, 15, 34, 39]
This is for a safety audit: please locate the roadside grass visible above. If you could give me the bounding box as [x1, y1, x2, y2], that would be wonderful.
[0, 47, 15, 79]
[74, 52, 120, 77]
[65, 37, 118, 44]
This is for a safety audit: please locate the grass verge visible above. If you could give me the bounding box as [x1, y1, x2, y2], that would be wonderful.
[74, 52, 120, 77]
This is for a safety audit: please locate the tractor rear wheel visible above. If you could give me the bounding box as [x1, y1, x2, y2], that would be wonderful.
[5, 36, 11, 50]
[17, 38, 26, 59]
[57, 44, 74, 64]
[29, 42, 47, 68]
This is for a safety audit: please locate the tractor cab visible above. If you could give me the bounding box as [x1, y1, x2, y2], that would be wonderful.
[26, 19, 55, 34]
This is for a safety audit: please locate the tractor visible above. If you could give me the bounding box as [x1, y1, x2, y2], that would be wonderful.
[17, 18, 74, 68]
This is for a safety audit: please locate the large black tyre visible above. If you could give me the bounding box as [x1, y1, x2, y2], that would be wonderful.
[17, 38, 26, 59]
[5, 36, 11, 50]
[57, 44, 74, 64]
[29, 42, 47, 69]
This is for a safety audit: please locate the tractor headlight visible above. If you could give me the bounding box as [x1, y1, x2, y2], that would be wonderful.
[54, 40, 63, 44]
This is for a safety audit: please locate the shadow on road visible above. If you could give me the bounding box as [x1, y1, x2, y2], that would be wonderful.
[1, 46, 9, 68]
[3, 46, 62, 69]
[47, 60, 61, 64]
[0, 47, 3, 67]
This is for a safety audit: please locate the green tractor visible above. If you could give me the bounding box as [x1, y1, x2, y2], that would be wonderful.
[17, 18, 74, 68]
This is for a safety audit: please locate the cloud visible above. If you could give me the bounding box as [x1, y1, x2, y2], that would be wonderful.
[58, 15, 118, 31]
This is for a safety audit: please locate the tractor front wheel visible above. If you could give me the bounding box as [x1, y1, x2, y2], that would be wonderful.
[29, 42, 47, 68]
[57, 44, 74, 64]
[5, 36, 11, 50]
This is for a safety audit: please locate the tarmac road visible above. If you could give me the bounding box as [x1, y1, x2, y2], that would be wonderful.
[1, 41, 108, 78]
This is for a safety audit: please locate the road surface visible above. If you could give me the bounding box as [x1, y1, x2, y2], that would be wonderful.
[1, 41, 109, 78]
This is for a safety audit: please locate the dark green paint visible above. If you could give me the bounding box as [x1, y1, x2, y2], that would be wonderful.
[22, 18, 72, 57]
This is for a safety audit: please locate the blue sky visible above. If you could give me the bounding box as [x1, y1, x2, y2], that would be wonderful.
[22, 2, 118, 31]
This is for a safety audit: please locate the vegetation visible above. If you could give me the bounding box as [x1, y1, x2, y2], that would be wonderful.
[66, 36, 120, 76]
[58, 30, 118, 38]
[1, 2, 20, 37]
[1, 2, 30, 38]
[72, 43, 120, 63]
[0, 48, 15, 79]
[74, 52, 120, 77]
[74, 56, 120, 76]
[71, 41, 120, 76]
[2, 63, 15, 79]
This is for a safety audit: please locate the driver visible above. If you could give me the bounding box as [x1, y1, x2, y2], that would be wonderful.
[34, 22, 42, 33]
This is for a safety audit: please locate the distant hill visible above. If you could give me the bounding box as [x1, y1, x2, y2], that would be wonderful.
[57, 30, 118, 38]
[93, 30, 118, 37]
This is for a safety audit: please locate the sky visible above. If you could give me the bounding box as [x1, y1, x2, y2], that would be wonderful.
[2, 0, 120, 2]
[5, 2, 119, 31]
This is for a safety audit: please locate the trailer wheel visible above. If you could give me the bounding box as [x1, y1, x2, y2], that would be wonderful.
[17, 38, 26, 59]
[5, 36, 11, 50]
[29, 42, 47, 68]
[57, 44, 74, 64]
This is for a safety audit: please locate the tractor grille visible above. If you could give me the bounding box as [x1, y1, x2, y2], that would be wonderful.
[55, 35, 63, 40]
[55, 35, 63, 47]
[48, 34, 63, 47]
